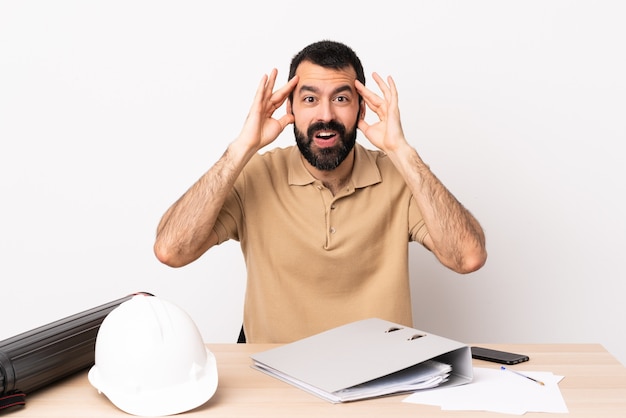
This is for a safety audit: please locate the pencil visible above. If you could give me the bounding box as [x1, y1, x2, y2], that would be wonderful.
[501, 366, 545, 386]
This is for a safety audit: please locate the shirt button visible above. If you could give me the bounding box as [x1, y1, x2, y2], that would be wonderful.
[330, 204, 336, 210]
[329, 227, 336, 234]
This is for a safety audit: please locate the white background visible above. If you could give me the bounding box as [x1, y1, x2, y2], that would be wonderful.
[1, 1, 625, 365]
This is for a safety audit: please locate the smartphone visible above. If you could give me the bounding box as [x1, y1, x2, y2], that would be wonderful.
[471, 346, 529, 365]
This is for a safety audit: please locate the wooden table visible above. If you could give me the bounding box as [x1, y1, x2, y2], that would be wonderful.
[10, 343, 626, 417]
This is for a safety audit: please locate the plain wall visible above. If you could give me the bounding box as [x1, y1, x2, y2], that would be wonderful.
[2, 1, 625, 365]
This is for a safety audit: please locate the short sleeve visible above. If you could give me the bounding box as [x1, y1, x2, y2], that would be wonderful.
[408, 195, 429, 245]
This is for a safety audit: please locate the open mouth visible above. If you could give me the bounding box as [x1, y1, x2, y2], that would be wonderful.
[306, 121, 345, 149]
[313, 130, 338, 148]
[316, 131, 337, 140]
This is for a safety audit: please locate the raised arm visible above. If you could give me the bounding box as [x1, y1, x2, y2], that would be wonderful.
[154, 70, 298, 267]
[356, 73, 487, 273]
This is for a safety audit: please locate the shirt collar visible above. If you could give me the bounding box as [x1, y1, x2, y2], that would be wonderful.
[288, 143, 382, 188]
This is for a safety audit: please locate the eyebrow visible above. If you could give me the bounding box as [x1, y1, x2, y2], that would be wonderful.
[298, 84, 354, 96]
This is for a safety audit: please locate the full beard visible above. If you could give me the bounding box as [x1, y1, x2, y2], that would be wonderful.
[294, 120, 357, 171]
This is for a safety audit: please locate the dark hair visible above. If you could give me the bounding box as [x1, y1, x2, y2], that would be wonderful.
[288, 40, 366, 96]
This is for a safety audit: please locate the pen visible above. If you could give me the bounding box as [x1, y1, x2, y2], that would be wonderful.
[500, 366, 545, 386]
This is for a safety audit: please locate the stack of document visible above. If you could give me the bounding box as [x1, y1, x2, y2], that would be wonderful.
[255, 358, 452, 403]
[250, 318, 472, 403]
[333, 359, 452, 402]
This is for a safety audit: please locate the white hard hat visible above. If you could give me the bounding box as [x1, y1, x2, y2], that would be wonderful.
[88, 295, 218, 417]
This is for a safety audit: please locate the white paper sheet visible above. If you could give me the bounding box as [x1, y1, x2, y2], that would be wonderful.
[403, 367, 568, 415]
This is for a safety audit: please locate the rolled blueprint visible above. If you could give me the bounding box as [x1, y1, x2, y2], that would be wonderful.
[0, 292, 153, 411]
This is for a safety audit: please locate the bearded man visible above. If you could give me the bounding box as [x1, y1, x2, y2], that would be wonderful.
[154, 40, 487, 343]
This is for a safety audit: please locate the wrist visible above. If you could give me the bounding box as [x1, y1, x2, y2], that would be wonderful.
[228, 137, 259, 162]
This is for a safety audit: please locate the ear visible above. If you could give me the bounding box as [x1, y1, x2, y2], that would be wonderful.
[359, 99, 366, 120]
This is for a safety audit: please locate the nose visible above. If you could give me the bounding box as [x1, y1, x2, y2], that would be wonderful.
[316, 99, 335, 122]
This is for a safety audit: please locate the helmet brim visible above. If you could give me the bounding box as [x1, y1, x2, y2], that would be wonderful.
[89, 348, 218, 417]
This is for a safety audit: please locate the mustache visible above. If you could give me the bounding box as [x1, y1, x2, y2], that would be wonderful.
[306, 120, 346, 138]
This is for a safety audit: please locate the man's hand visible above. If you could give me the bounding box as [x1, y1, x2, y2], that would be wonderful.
[235, 69, 299, 153]
[356, 72, 408, 154]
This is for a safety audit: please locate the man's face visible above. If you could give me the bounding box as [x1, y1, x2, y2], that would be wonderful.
[290, 61, 362, 171]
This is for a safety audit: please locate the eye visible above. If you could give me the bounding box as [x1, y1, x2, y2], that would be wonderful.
[334, 95, 350, 104]
[303, 96, 316, 104]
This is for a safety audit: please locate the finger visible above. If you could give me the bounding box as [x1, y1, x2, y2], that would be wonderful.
[355, 79, 383, 112]
[355, 79, 378, 102]
[371, 72, 393, 101]
[272, 75, 299, 103]
[356, 81, 389, 121]
[357, 118, 370, 133]
[263, 69, 279, 102]
[370, 73, 401, 118]
[276, 112, 295, 131]
[267, 75, 299, 116]
[386, 75, 399, 105]
[245, 73, 271, 121]
[254, 73, 270, 103]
